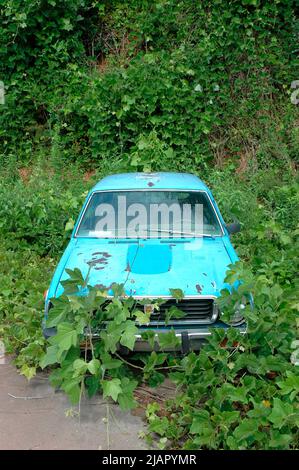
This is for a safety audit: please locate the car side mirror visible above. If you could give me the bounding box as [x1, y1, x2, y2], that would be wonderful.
[226, 222, 241, 234]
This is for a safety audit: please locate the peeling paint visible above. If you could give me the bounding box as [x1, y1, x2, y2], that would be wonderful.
[125, 263, 131, 272]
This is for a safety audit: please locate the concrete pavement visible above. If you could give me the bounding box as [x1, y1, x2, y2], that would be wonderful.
[0, 356, 146, 450]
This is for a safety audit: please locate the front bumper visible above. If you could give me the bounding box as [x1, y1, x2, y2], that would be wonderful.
[43, 321, 247, 353]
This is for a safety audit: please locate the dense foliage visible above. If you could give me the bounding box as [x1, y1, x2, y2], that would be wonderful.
[0, 0, 298, 450]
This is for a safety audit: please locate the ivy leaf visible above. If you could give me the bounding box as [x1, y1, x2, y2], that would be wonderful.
[20, 364, 36, 381]
[69, 295, 85, 312]
[102, 378, 122, 402]
[48, 323, 78, 354]
[269, 430, 292, 449]
[101, 323, 123, 353]
[164, 306, 186, 325]
[86, 376, 100, 398]
[169, 288, 184, 300]
[268, 398, 294, 429]
[158, 329, 180, 350]
[120, 321, 138, 351]
[62, 378, 81, 404]
[135, 309, 151, 325]
[277, 372, 299, 400]
[148, 371, 165, 388]
[73, 358, 88, 376]
[101, 353, 122, 370]
[40, 345, 59, 369]
[46, 296, 70, 327]
[233, 419, 259, 442]
[87, 358, 101, 375]
[190, 410, 210, 434]
[64, 218, 74, 231]
[141, 330, 156, 349]
[148, 416, 169, 436]
[118, 378, 138, 410]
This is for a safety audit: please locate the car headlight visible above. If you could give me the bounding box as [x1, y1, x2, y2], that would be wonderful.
[229, 301, 246, 325]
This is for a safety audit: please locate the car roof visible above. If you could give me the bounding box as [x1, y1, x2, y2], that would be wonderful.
[91, 172, 209, 192]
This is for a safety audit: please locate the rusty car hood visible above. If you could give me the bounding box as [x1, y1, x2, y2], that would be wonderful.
[54, 237, 233, 299]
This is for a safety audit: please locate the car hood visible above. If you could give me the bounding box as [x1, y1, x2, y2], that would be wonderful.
[55, 238, 233, 298]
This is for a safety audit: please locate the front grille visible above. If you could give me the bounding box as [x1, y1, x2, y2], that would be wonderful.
[100, 297, 218, 326]
[136, 298, 217, 325]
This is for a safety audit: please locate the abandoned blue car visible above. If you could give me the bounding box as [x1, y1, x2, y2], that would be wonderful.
[43, 172, 246, 351]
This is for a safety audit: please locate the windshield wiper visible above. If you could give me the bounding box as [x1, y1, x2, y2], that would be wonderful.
[146, 229, 215, 238]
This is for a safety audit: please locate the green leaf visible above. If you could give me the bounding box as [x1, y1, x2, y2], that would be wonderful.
[120, 321, 138, 351]
[164, 306, 186, 325]
[148, 416, 169, 436]
[269, 398, 294, 429]
[269, 430, 292, 449]
[65, 218, 75, 231]
[135, 309, 151, 325]
[46, 296, 70, 327]
[233, 419, 259, 442]
[277, 372, 299, 400]
[102, 378, 122, 402]
[64, 268, 85, 286]
[190, 410, 210, 434]
[73, 358, 88, 376]
[48, 323, 78, 354]
[101, 353, 122, 370]
[100, 323, 123, 353]
[62, 378, 81, 404]
[20, 364, 36, 381]
[158, 329, 180, 350]
[87, 358, 101, 375]
[141, 330, 156, 349]
[169, 288, 184, 300]
[40, 345, 59, 369]
[118, 378, 138, 410]
[86, 376, 100, 398]
[148, 371, 165, 388]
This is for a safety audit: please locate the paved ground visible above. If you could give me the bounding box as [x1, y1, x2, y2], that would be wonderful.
[0, 355, 147, 450]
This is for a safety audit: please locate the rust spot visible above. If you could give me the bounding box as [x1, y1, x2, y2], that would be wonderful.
[91, 251, 111, 258]
[125, 263, 131, 272]
[169, 244, 176, 247]
[195, 284, 202, 293]
[203, 273, 207, 276]
[130, 279, 135, 284]
[77, 252, 83, 255]
[87, 254, 110, 268]
[95, 267, 104, 270]
[211, 281, 216, 288]
[148, 182, 154, 187]
[95, 283, 108, 290]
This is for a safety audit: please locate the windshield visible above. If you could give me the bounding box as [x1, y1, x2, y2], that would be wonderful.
[76, 190, 223, 238]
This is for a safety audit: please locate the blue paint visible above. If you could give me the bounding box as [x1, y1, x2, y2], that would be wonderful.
[44, 172, 240, 323]
[127, 244, 172, 274]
